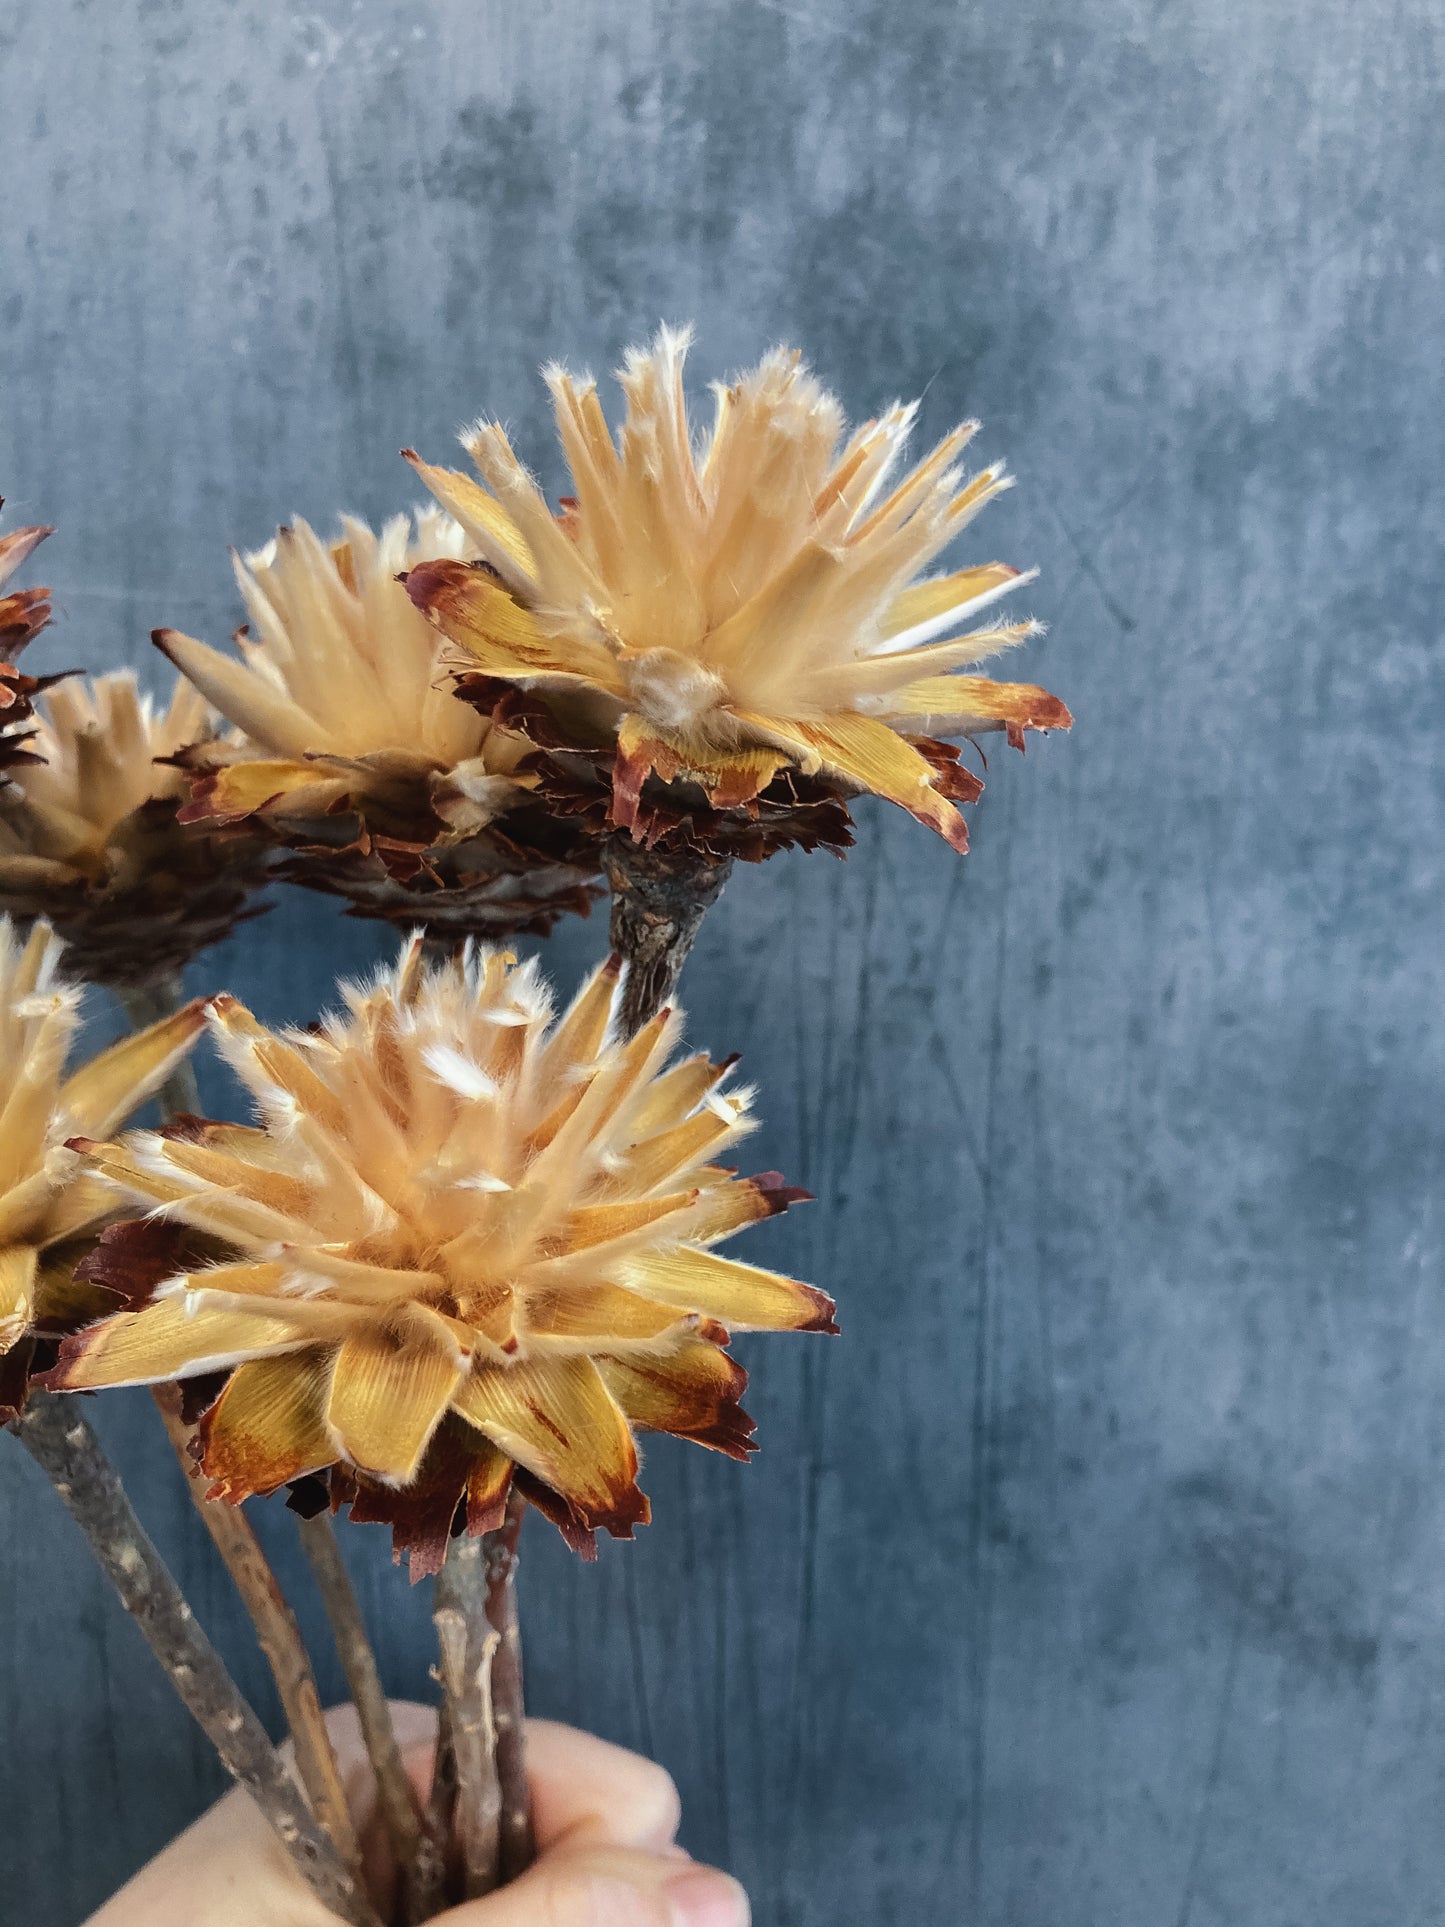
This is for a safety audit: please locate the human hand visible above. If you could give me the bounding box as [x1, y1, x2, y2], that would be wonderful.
[85, 1702, 749, 1927]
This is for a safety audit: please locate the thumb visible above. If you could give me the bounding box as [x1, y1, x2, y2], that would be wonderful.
[438, 1842, 749, 1927]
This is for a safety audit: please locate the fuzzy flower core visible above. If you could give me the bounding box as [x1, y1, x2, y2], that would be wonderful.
[51, 936, 832, 1565]
[405, 327, 1070, 850]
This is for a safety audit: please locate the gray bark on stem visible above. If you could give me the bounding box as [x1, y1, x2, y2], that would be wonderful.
[485, 1488, 534, 1882]
[434, 1531, 503, 1899]
[298, 1509, 424, 1885]
[10, 1392, 380, 1927]
[603, 836, 733, 1037]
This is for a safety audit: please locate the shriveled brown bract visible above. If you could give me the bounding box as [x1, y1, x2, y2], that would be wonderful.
[49, 935, 832, 1572]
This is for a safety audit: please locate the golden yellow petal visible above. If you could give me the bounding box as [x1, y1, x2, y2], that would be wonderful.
[178, 758, 349, 825]
[401, 452, 538, 593]
[200, 1349, 337, 1499]
[612, 713, 788, 826]
[598, 1338, 753, 1459]
[159, 1138, 316, 1223]
[209, 995, 350, 1136]
[49, 1298, 307, 1389]
[154, 629, 319, 760]
[880, 563, 1027, 641]
[0, 1245, 39, 1351]
[560, 1190, 698, 1255]
[735, 708, 970, 853]
[450, 1354, 647, 1534]
[615, 1247, 838, 1333]
[29, 1171, 120, 1252]
[531, 954, 622, 1102]
[614, 1107, 744, 1195]
[522, 1280, 694, 1348]
[627, 1053, 735, 1141]
[404, 559, 624, 692]
[682, 1171, 811, 1244]
[326, 1331, 461, 1483]
[57, 1002, 208, 1141]
[876, 674, 1074, 738]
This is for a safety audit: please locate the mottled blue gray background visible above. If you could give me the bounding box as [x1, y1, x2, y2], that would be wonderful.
[2, 2, 1441, 1922]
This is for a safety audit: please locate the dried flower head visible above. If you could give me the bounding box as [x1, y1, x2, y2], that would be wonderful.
[0, 672, 271, 988]
[0, 503, 69, 776]
[405, 327, 1071, 858]
[0, 917, 206, 1416]
[159, 513, 601, 940]
[49, 936, 833, 1570]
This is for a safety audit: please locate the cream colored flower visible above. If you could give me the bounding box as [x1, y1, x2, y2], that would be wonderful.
[158, 511, 538, 840]
[0, 672, 269, 987]
[51, 936, 832, 1567]
[405, 327, 1070, 851]
[0, 916, 206, 1376]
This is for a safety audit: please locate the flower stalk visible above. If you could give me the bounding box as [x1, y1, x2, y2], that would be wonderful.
[10, 1392, 380, 1927]
[152, 1384, 362, 1877]
[297, 1508, 425, 1885]
[433, 1531, 504, 1898]
[604, 835, 733, 1037]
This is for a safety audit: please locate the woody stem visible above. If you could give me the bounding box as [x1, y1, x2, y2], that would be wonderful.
[9, 1392, 380, 1927]
[603, 836, 733, 1038]
[117, 976, 364, 1880]
[297, 1509, 425, 1888]
[152, 1385, 362, 1879]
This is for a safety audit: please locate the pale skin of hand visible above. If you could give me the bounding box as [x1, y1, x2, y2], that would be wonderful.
[85, 1703, 750, 1927]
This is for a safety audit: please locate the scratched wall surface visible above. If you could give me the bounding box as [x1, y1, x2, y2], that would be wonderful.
[0, 1, 1441, 1922]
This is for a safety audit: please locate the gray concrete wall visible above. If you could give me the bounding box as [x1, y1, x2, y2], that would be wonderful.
[2, 2, 1442, 1921]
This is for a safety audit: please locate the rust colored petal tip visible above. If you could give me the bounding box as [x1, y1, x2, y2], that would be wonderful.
[750, 1171, 815, 1214]
[401, 555, 475, 621]
[797, 1285, 841, 1336]
[1005, 688, 1073, 746]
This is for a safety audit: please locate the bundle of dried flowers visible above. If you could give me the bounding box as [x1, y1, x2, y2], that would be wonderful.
[404, 330, 1070, 1023]
[158, 512, 602, 941]
[0, 503, 71, 776]
[0, 672, 271, 989]
[5, 328, 1074, 1921]
[0, 917, 206, 1420]
[49, 933, 833, 1572]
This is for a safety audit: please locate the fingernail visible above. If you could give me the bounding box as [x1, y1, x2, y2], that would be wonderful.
[665, 1866, 750, 1927]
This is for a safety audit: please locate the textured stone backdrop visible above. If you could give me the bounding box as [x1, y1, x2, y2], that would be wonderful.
[2, 2, 1442, 1922]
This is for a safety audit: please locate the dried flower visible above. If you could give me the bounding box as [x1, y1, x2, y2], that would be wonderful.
[48, 936, 833, 1571]
[404, 327, 1071, 859]
[0, 917, 206, 1416]
[0, 672, 271, 988]
[0, 503, 69, 776]
[159, 513, 601, 940]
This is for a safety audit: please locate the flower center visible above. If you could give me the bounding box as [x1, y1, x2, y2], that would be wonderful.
[621, 648, 728, 734]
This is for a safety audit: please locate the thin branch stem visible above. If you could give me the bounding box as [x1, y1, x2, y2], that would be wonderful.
[433, 1532, 502, 1899]
[10, 1393, 380, 1927]
[298, 1509, 425, 1886]
[603, 837, 734, 1037]
[485, 1489, 534, 1882]
[152, 1385, 361, 1874]
[119, 976, 360, 1874]
[403, 1706, 457, 1925]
